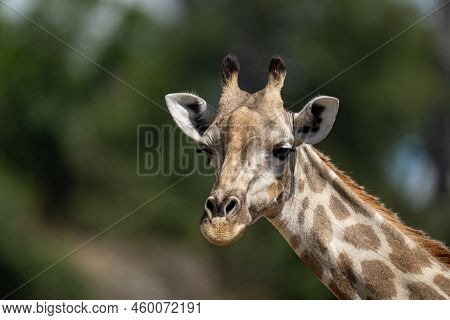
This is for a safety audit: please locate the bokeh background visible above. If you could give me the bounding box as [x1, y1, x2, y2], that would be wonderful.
[0, 0, 449, 299]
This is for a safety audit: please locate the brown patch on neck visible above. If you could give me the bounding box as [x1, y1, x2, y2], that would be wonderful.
[304, 162, 327, 193]
[433, 274, 450, 296]
[361, 259, 397, 299]
[312, 147, 450, 269]
[329, 195, 350, 220]
[338, 252, 357, 285]
[298, 197, 309, 226]
[406, 281, 445, 300]
[311, 204, 333, 254]
[328, 251, 358, 300]
[329, 268, 357, 300]
[300, 250, 323, 279]
[344, 223, 381, 251]
[381, 223, 432, 273]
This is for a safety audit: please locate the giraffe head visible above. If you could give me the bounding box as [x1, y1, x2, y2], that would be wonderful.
[165, 54, 339, 246]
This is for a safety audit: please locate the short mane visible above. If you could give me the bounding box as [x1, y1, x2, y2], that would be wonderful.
[313, 148, 450, 268]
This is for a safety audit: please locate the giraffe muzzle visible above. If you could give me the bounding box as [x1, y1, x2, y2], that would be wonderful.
[200, 194, 251, 246]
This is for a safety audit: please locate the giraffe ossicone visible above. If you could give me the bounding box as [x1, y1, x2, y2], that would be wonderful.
[165, 54, 450, 299]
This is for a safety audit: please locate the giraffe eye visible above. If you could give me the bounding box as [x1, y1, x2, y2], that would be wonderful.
[273, 147, 291, 161]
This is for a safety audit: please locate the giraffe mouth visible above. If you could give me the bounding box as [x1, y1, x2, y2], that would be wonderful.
[200, 210, 251, 246]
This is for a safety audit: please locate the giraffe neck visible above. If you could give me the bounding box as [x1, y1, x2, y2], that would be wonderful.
[268, 144, 450, 299]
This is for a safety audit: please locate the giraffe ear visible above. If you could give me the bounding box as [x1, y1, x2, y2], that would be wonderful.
[165, 93, 217, 142]
[293, 96, 339, 145]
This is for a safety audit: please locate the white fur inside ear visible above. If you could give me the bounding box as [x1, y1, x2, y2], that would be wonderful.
[165, 93, 216, 142]
[294, 96, 339, 145]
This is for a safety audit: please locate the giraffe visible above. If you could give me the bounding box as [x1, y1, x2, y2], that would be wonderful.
[164, 54, 450, 299]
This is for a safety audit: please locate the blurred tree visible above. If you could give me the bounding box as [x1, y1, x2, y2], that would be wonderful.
[424, 0, 449, 201]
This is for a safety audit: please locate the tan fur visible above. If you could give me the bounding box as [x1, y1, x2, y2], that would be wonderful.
[313, 147, 450, 268]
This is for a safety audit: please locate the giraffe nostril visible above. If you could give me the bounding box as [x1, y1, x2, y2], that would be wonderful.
[204, 197, 216, 219]
[205, 196, 240, 218]
[224, 197, 240, 215]
[225, 201, 236, 213]
[206, 199, 215, 212]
